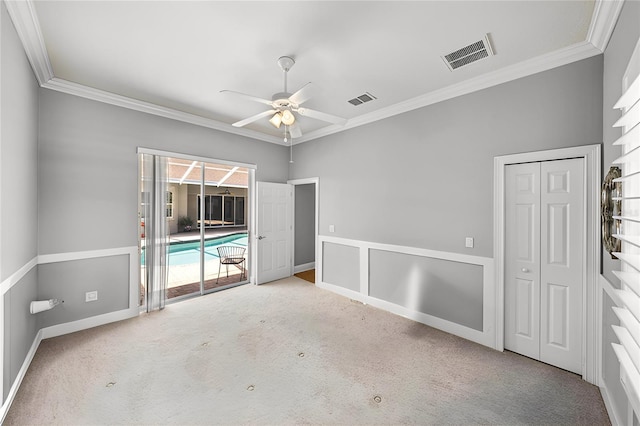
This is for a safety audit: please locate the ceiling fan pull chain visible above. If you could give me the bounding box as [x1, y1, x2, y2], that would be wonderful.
[290, 138, 294, 163]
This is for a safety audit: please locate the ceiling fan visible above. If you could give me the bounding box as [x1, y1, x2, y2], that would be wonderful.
[221, 56, 347, 141]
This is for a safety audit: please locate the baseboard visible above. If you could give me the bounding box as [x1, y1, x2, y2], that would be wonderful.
[294, 262, 315, 274]
[316, 280, 491, 348]
[0, 307, 138, 420]
[41, 307, 139, 339]
[0, 329, 43, 424]
[600, 382, 623, 426]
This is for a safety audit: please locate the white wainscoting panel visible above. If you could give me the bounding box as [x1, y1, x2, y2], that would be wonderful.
[317, 236, 496, 348]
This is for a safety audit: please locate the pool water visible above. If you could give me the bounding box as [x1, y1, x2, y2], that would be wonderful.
[141, 233, 248, 267]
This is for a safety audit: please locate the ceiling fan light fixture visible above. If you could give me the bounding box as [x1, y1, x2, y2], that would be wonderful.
[281, 109, 295, 125]
[269, 112, 282, 128]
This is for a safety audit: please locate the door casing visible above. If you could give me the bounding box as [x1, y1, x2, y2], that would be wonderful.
[494, 144, 601, 385]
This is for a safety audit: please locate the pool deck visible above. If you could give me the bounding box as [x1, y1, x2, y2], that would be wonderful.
[140, 227, 249, 300]
[167, 227, 248, 296]
[169, 227, 247, 244]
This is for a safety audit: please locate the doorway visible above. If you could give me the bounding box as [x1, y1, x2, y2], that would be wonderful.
[138, 148, 255, 310]
[289, 178, 319, 284]
[504, 158, 584, 374]
[494, 144, 600, 384]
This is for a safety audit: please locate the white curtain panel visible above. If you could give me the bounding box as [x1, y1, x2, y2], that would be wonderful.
[142, 154, 169, 312]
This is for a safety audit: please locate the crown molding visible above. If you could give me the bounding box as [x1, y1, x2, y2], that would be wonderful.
[6, 0, 621, 146]
[587, 0, 625, 52]
[297, 40, 602, 144]
[4, 0, 53, 85]
[43, 77, 283, 144]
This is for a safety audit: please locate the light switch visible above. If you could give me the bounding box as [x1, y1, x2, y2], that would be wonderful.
[329, 225, 335, 233]
[465, 237, 474, 248]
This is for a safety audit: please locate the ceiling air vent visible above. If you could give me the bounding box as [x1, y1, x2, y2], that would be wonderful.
[442, 34, 494, 71]
[348, 92, 377, 106]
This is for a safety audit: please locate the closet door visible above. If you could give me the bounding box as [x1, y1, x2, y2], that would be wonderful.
[504, 159, 584, 375]
[539, 158, 583, 374]
[505, 162, 541, 360]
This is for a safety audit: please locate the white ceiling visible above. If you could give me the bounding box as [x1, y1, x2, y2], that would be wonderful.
[7, 1, 622, 145]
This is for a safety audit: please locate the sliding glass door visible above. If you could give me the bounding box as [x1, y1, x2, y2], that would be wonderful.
[139, 149, 253, 308]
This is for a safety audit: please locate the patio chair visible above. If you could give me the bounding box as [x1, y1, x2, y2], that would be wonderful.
[216, 246, 246, 283]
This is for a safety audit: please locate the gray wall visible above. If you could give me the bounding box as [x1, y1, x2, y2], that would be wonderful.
[294, 183, 315, 267]
[322, 242, 360, 292]
[36, 255, 130, 329]
[38, 89, 289, 255]
[0, 2, 38, 280]
[290, 56, 603, 259]
[370, 250, 483, 331]
[600, 1, 640, 423]
[37, 89, 289, 325]
[0, 1, 40, 403]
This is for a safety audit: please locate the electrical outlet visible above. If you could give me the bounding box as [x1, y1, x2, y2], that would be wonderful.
[86, 291, 98, 302]
[329, 225, 335, 233]
[465, 237, 474, 248]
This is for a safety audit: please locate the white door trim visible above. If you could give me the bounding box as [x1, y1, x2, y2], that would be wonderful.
[288, 177, 319, 282]
[493, 144, 601, 384]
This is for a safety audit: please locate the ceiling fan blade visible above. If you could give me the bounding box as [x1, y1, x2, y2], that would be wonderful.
[297, 107, 347, 125]
[289, 82, 318, 105]
[220, 90, 274, 106]
[232, 110, 277, 127]
[289, 123, 303, 138]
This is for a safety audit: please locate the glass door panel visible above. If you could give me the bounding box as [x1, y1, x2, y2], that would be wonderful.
[165, 158, 201, 300]
[235, 197, 245, 225]
[211, 195, 223, 226]
[224, 196, 235, 225]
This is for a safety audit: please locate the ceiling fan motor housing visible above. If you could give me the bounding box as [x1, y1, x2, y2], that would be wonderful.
[271, 92, 297, 110]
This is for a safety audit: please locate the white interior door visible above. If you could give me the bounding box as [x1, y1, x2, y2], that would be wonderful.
[256, 182, 292, 284]
[505, 158, 584, 374]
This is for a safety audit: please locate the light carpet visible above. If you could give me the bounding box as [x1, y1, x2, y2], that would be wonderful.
[5, 277, 609, 425]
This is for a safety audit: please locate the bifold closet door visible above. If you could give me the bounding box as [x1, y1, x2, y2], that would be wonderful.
[505, 158, 584, 374]
[505, 162, 541, 361]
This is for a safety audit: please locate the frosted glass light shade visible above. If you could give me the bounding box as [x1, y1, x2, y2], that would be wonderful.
[281, 109, 295, 125]
[269, 112, 282, 128]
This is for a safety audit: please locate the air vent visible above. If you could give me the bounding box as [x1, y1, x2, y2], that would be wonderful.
[348, 92, 377, 106]
[442, 35, 494, 71]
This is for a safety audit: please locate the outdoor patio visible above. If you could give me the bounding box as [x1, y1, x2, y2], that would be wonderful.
[142, 227, 249, 301]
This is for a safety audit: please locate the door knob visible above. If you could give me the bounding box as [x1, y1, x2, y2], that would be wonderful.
[258, 235, 266, 240]
[521, 268, 529, 272]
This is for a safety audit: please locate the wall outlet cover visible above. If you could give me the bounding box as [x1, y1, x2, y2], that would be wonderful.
[86, 291, 98, 302]
[465, 237, 474, 248]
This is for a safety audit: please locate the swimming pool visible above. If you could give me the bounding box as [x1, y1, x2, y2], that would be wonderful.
[141, 233, 248, 266]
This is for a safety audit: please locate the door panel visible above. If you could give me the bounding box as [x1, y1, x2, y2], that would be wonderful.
[515, 278, 535, 338]
[540, 158, 583, 374]
[505, 162, 541, 360]
[256, 182, 292, 284]
[516, 204, 535, 262]
[547, 203, 568, 265]
[546, 282, 569, 348]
